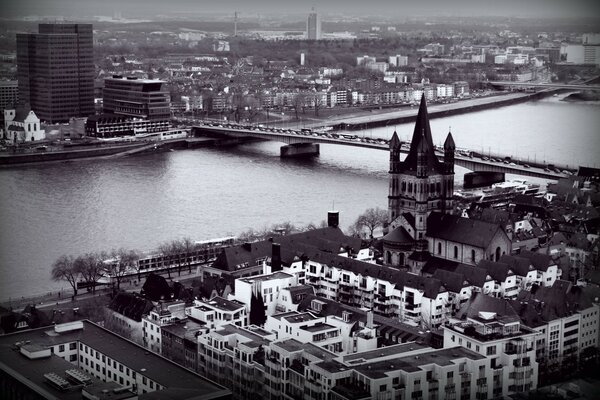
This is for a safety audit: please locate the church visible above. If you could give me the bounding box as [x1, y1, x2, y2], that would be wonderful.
[382, 96, 511, 274]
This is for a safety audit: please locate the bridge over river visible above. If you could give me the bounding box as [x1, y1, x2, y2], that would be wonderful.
[192, 123, 573, 180]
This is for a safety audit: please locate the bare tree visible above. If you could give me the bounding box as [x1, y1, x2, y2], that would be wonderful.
[158, 242, 174, 279]
[181, 237, 197, 274]
[290, 92, 305, 120]
[76, 252, 105, 294]
[51, 255, 80, 297]
[351, 207, 388, 239]
[104, 248, 140, 290]
[244, 95, 261, 123]
[312, 93, 324, 116]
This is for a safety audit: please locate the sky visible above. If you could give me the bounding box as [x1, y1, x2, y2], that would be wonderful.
[1, 0, 599, 19]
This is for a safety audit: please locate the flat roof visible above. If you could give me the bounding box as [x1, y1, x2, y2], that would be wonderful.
[354, 346, 486, 379]
[0, 320, 230, 398]
[239, 271, 293, 283]
[302, 322, 337, 333]
[203, 297, 245, 312]
[105, 77, 166, 84]
[283, 312, 318, 324]
[342, 342, 429, 363]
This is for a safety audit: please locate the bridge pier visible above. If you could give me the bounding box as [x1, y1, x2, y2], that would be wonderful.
[280, 143, 320, 158]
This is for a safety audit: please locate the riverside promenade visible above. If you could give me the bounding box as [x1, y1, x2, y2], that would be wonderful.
[309, 91, 553, 131]
[0, 266, 204, 313]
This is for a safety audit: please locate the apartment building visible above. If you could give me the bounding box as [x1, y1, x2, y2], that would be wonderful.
[141, 300, 186, 354]
[0, 320, 231, 399]
[444, 295, 540, 397]
[185, 296, 248, 329]
[264, 308, 377, 355]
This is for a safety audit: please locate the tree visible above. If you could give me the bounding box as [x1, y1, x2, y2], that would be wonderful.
[104, 248, 140, 290]
[351, 207, 388, 239]
[51, 255, 80, 297]
[180, 237, 196, 274]
[249, 292, 266, 326]
[76, 252, 105, 294]
[312, 93, 324, 116]
[158, 242, 175, 279]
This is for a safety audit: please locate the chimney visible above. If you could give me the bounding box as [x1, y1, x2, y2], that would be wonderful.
[366, 310, 374, 329]
[271, 243, 282, 272]
[328, 211, 339, 228]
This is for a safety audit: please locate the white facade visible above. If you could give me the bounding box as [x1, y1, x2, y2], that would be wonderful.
[3, 109, 45, 142]
[444, 313, 540, 396]
[185, 296, 247, 329]
[232, 271, 297, 317]
[142, 302, 186, 354]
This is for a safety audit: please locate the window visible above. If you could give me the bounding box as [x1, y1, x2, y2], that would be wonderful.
[447, 371, 454, 379]
[438, 243, 442, 254]
[58, 344, 65, 352]
[486, 346, 496, 356]
[471, 250, 476, 262]
[454, 246, 459, 259]
[70, 343, 77, 350]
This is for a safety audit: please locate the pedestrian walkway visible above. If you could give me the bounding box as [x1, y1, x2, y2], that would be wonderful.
[1, 266, 204, 313]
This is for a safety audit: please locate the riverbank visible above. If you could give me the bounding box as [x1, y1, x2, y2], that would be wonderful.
[0, 137, 223, 167]
[325, 91, 558, 131]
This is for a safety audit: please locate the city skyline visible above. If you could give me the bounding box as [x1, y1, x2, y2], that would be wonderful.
[1, 0, 600, 19]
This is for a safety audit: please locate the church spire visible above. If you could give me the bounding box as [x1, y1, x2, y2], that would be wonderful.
[400, 95, 443, 174]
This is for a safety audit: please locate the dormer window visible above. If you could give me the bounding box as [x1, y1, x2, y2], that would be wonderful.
[311, 299, 324, 312]
[342, 311, 351, 322]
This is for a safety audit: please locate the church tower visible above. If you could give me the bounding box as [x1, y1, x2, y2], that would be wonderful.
[383, 96, 455, 270]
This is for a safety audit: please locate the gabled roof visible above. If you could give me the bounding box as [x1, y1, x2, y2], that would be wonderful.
[517, 250, 554, 272]
[213, 227, 361, 271]
[477, 260, 513, 282]
[427, 213, 504, 249]
[432, 269, 468, 293]
[456, 292, 520, 320]
[454, 264, 492, 287]
[399, 96, 445, 175]
[498, 254, 533, 276]
[108, 292, 154, 322]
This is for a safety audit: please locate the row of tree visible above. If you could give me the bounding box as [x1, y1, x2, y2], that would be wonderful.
[51, 208, 388, 298]
[51, 248, 140, 297]
[51, 236, 223, 297]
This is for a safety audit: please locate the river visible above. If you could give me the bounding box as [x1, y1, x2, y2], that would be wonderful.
[0, 94, 599, 299]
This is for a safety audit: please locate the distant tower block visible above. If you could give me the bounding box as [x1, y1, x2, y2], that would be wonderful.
[328, 211, 339, 228]
[234, 12, 238, 36]
[300, 52, 306, 66]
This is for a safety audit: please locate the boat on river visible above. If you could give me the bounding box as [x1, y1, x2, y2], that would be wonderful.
[453, 179, 541, 208]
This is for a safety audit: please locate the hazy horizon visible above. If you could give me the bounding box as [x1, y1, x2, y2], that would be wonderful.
[1, 0, 599, 20]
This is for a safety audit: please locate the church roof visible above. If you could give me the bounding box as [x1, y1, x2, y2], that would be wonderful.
[399, 96, 445, 175]
[382, 226, 414, 244]
[426, 213, 503, 249]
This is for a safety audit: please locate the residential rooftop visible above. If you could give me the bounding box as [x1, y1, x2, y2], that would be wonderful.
[0, 320, 230, 399]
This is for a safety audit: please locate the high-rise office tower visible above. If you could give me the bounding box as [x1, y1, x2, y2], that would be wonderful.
[17, 24, 94, 123]
[306, 8, 321, 40]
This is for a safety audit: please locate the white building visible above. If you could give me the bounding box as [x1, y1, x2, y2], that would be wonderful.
[3, 108, 45, 142]
[185, 296, 247, 329]
[232, 271, 298, 318]
[444, 295, 540, 397]
[141, 301, 186, 354]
